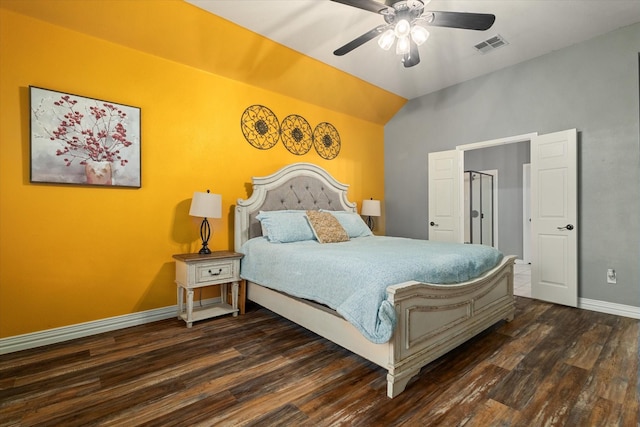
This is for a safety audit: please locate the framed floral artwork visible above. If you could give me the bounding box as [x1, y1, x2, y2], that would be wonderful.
[30, 86, 141, 187]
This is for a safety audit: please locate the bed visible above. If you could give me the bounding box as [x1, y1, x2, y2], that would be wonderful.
[234, 162, 515, 398]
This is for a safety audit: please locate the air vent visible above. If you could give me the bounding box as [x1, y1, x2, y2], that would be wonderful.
[474, 34, 508, 54]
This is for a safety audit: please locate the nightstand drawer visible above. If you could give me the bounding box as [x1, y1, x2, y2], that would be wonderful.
[194, 261, 235, 284]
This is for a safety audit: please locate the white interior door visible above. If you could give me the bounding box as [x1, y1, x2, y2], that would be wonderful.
[531, 129, 578, 307]
[428, 150, 462, 242]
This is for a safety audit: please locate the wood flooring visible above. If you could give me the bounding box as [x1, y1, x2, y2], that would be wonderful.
[1, 297, 638, 426]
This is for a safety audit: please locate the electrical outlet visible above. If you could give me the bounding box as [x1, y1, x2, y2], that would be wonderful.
[607, 268, 617, 284]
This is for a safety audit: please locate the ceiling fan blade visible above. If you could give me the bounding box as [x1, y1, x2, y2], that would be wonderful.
[427, 11, 496, 31]
[403, 40, 420, 68]
[333, 25, 387, 56]
[330, 0, 391, 14]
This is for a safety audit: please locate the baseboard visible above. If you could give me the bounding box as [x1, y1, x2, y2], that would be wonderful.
[2, 296, 637, 355]
[579, 298, 640, 319]
[0, 297, 220, 355]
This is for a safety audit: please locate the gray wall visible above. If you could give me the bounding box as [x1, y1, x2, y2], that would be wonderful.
[465, 142, 530, 259]
[384, 23, 640, 307]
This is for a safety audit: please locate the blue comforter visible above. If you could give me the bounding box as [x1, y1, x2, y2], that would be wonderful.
[239, 236, 503, 344]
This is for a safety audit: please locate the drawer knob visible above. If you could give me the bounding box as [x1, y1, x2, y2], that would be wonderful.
[208, 268, 222, 276]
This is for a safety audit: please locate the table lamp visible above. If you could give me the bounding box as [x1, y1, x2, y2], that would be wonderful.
[189, 190, 222, 254]
[361, 198, 381, 231]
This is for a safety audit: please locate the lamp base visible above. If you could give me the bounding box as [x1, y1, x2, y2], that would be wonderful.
[366, 216, 374, 231]
[197, 218, 212, 254]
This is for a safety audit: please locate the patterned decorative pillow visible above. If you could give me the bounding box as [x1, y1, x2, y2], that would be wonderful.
[321, 210, 373, 238]
[305, 210, 349, 243]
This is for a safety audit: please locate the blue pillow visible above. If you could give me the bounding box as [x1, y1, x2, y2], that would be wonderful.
[320, 210, 373, 238]
[256, 210, 316, 243]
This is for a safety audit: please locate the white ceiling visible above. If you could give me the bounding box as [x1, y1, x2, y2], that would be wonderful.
[187, 0, 640, 99]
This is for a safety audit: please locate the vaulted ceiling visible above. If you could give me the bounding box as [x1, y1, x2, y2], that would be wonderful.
[187, 0, 640, 99]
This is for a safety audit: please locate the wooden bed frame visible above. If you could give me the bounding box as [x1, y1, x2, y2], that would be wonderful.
[234, 162, 515, 398]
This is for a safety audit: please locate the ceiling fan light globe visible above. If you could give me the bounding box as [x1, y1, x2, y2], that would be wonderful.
[411, 25, 430, 46]
[394, 19, 411, 38]
[378, 29, 396, 51]
[396, 36, 410, 55]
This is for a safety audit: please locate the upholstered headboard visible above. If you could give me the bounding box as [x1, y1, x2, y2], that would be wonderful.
[234, 163, 357, 251]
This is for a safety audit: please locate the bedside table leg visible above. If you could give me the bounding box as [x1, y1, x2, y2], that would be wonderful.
[221, 283, 227, 305]
[177, 286, 183, 320]
[232, 281, 239, 317]
[186, 288, 194, 328]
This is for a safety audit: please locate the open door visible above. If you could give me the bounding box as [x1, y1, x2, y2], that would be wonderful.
[428, 150, 462, 242]
[531, 129, 578, 307]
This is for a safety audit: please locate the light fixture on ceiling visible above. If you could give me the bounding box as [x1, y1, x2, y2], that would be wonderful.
[378, 18, 430, 55]
[376, 0, 431, 60]
[332, 0, 495, 69]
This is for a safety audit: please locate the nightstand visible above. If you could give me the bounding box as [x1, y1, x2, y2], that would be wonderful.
[173, 251, 244, 328]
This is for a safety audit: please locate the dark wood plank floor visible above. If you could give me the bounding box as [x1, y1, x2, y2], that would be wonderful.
[1, 297, 638, 426]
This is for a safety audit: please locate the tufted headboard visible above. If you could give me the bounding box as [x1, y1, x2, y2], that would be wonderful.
[234, 163, 357, 251]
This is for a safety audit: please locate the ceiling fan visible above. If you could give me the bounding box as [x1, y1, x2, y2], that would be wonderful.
[331, 0, 496, 68]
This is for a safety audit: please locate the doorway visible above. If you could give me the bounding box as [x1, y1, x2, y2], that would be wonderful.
[463, 141, 530, 260]
[518, 163, 532, 298]
[463, 144, 530, 297]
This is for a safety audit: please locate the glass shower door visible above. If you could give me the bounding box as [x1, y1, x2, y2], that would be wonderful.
[464, 171, 494, 246]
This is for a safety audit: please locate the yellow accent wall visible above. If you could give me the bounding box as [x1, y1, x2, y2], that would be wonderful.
[0, 3, 404, 338]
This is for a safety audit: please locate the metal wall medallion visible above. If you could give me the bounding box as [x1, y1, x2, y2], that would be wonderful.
[241, 105, 280, 150]
[280, 114, 313, 155]
[241, 105, 341, 159]
[312, 122, 341, 160]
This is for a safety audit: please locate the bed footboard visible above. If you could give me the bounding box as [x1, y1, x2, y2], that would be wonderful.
[385, 255, 516, 397]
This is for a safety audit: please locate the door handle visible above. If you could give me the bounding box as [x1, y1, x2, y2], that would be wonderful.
[557, 224, 574, 231]
[430, 221, 438, 227]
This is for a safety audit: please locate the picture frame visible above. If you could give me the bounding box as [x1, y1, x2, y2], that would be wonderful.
[30, 86, 141, 188]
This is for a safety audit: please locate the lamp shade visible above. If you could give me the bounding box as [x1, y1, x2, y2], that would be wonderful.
[361, 199, 381, 217]
[189, 191, 222, 219]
